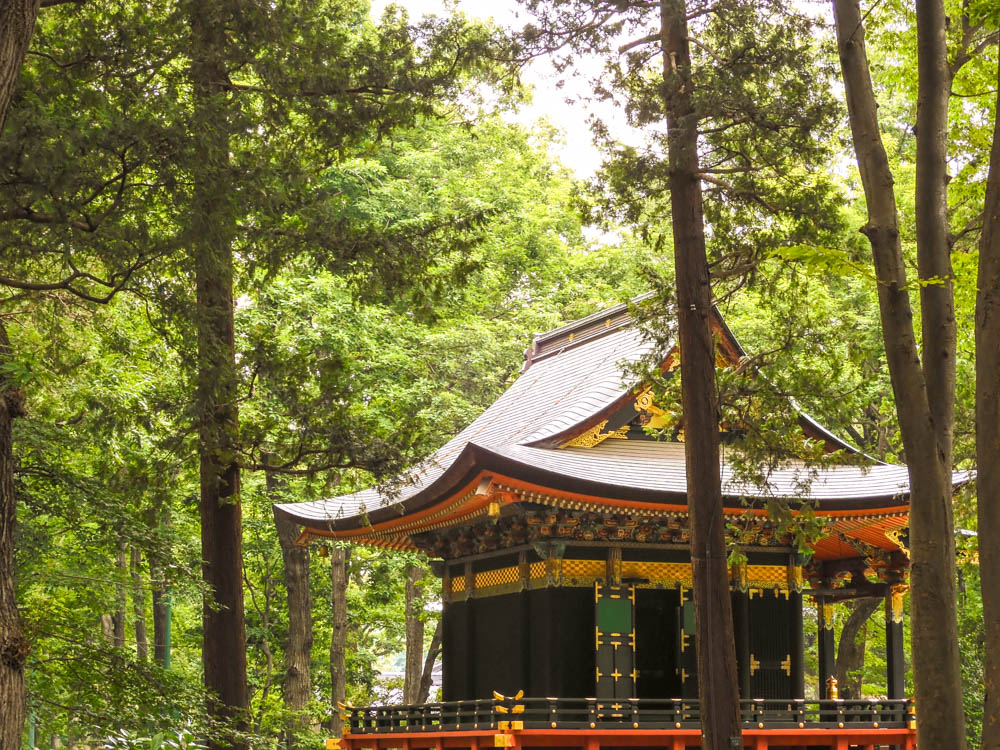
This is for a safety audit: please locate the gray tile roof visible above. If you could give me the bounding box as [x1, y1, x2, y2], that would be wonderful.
[275, 306, 968, 531]
[276, 321, 653, 527]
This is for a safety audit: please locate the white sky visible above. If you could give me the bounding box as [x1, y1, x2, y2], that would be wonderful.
[370, 0, 633, 178]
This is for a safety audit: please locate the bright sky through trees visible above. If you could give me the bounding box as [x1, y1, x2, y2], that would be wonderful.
[370, 0, 633, 177]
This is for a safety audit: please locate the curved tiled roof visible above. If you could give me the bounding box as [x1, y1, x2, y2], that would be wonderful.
[277, 318, 652, 527]
[275, 302, 969, 531]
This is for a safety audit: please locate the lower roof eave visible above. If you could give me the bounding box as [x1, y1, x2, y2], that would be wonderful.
[273, 442, 965, 536]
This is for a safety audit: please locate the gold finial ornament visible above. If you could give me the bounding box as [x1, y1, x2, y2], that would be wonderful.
[826, 675, 839, 700]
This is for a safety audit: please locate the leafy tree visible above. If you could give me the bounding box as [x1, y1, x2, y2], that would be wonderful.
[829, 0, 1000, 744]
[2, 0, 515, 744]
[514, 1, 842, 744]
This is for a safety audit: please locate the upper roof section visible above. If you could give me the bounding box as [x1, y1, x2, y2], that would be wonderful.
[522, 298, 639, 370]
[275, 298, 969, 535]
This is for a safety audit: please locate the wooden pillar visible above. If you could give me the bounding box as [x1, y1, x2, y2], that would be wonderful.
[817, 592, 836, 694]
[519, 552, 532, 695]
[731, 563, 751, 697]
[465, 562, 476, 697]
[788, 559, 805, 699]
[677, 583, 698, 699]
[886, 586, 906, 699]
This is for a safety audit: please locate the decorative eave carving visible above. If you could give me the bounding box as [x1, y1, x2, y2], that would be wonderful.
[561, 419, 630, 449]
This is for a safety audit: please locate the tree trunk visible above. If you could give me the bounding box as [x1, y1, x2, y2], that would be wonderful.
[417, 618, 442, 704]
[403, 564, 424, 705]
[833, 598, 880, 699]
[660, 1, 741, 746]
[330, 547, 348, 737]
[100, 614, 114, 642]
[914, 0, 956, 471]
[151, 579, 168, 664]
[190, 4, 249, 746]
[149, 506, 171, 667]
[271, 480, 313, 749]
[976, 57, 1000, 750]
[0, 0, 41, 132]
[131, 546, 148, 660]
[831, 2, 966, 747]
[0, 322, 28, 750]
[113, 538, 127, 649]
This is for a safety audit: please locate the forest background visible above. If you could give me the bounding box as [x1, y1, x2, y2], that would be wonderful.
[0, 0, 996, 748]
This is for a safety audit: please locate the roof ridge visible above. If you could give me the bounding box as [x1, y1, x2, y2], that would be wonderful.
[524, 293, 654, 370]
[532, 292, 653, 345]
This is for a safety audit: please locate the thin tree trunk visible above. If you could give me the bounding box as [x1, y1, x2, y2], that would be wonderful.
[271, 473, 313, 749]
[0, 0, 41, 132]
[0, 322, 28, 750]
[660, 1, 741, 746]
[417, 618, 442, 704]
[100, 614, 114, 642]
[976, 56, 1000, 750]
[831, 2, 966, 747]
[113, 536, 126, 649]
[403, 564, 424, 705]
[149, 505, 171, 667]
[833, 597, 880, 699]
[131, 546, 148, 660]
[190, 4, 249, 746]
[330, 547, 348, 737]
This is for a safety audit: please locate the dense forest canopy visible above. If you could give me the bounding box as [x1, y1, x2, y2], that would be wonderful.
[0, 0, 996, 748]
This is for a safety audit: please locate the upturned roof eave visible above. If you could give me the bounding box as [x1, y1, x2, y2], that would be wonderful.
[275, 441, 974, 534]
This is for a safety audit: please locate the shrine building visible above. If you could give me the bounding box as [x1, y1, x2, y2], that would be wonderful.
[276, 300, 968, 750]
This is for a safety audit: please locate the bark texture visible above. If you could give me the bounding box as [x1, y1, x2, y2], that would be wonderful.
[976, 58, 1000, 750]
[272, 501, 313, 748]
[0, 322, 28, 750]
[190, 4, 249, 745]
[403, 565, 424, 705]
[661, 0, 741, 746]
[0, 0, 41, 132]
[831, 2, 966, 747]
[329, 547, 348, 737]
[914, 0, 956, 468]
[833, 597, 880, 699]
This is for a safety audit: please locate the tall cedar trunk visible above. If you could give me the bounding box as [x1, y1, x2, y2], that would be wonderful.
[417, 618, 442, 704]
[271, 492, 313, 748]
[329, 547, 348, 737]
[190, 4, 249, 746]
[131, 546, 148, 660]
[831, 2, 966, 747]
[0, 323, 28, 750]
[403, 565, 424, 705]
[833, 598, 880, 699]
[975, 58, 1000, 750]
[660, 0, 741, 745]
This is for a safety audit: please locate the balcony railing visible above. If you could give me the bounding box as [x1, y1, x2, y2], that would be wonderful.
[343, 696, 914, 734]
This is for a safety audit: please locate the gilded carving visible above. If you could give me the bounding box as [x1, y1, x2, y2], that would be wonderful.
[884, 527, 910, 559]
[562, 419, 629, 449]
